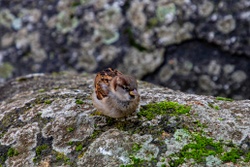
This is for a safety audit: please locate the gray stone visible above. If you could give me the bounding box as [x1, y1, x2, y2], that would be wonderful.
[199, 75, 216, 91]
[231, 70, 247, 83]
[223, 64, 235, 75]
[208, 60, 221, 76]
[216, 15, 236, 34]
[0, 73, 249, 166]
[159, 65, 174, 82]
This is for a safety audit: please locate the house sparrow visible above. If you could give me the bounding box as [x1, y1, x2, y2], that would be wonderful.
[92, 68, 140, 118]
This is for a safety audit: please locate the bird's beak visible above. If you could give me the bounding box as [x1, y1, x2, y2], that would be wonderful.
[129, 89, 138, 96]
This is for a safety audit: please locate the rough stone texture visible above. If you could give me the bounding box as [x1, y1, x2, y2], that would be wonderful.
[0, 73, 250, 166]
[0, 0, 250, 99]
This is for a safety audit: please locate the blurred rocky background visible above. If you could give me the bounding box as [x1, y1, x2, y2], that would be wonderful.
[0, 0, 249, 99]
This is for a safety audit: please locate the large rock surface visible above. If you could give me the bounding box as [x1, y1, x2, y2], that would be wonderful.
[0, 73, 250, 167]
[0, 0, 250, 99]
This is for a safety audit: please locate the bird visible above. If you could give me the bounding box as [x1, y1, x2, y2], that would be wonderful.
[92, 68, 140, 118]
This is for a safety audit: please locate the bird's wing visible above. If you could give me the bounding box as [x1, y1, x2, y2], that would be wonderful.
[94, 68, 123, 100]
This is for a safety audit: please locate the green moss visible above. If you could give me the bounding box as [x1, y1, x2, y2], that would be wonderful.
[221, 148, 242, 163]
[75, 144, 83, 152]
[132, 143, 142, 152]
[168, 127, 250, 166]
[193, 120, 208, 129]
[115, 121, 127, 131]
[66, 127, 74, 132]
[35, 144, 48, 155]
[44, 100, 52, 104]
[71, 1, 81, 7]
[218, 118, 223, 121]
[55, 151, 71, 164]
[169, 156, 185, 167]
[90, 130, 101, 139]
[208, 103, 220, 110]
[33, 157, 38, 162]
[216, 96, 233, 102]
[7, 148, 19, 157]
[214, 105, 220, 110]
[138, 101, 191, 120]
[120, 156, 146, 167]
[56, 152, 64, 160]
[38, 89, 45, 93]
[16, 77, 28, 82]
[68, 141, 74, 145]
[170, 134, 223, 166]
[244, 151, 250, 162]
[183, 135, 223, 161]
[75, 99, 84, 104]
[106, 117, 116, 125]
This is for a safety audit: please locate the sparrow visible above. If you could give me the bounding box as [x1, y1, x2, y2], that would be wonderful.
[92, 68, 140, 118]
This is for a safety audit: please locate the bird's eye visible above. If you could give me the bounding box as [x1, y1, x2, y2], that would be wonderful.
[123, 86, 129, 91]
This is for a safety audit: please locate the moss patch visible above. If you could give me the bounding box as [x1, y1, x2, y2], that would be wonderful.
[66, 127, 74, 132]
[245, 152, 250, 162]
[38, 89, 45, 93]
[7, 148, 19, 157]
[221, 148, 243, 163]
[35, 144, 49, 156]
[138, 101, 191, 120]
[215, 96, 233, 102]
[168, 128, 250, 166]
[75, 99, 84, 105]
[75, 144, 83, 152]
[120, 156, 147, 167]
[90, 130, 102, 139]
[44, 100, 52, 104]
[208, 103, 220, 110]
[169, 133, 223, 166]
[33, 144, 50, 163]
[132, 143, 142, 152]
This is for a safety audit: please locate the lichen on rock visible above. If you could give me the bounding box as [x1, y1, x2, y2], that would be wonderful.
[118, 48, 164, 79]
[0, 72, 250, 166]
[78, 129, 159, 166]
[1, 122, 40, 167]
[42, 113, 94, 154]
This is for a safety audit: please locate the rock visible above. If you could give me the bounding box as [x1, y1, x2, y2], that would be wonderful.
[223, 64, 235, 75]
[0, 73, 250, 166]
[199, 75, 216, 91]
[118, 48, 164, 79]
[231, 70, 247, 83]
[207, 60, 221, 76]
[216, 15, 236, 34]
[0, 0, 250, 98]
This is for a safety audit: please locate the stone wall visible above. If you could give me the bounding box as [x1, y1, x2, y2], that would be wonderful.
[0, 0, 249, 99]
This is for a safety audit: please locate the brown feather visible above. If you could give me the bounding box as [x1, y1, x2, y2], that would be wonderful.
[94, 68, 123, 100]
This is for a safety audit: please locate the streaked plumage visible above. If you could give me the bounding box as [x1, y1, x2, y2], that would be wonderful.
[92, 68, 140, 118]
